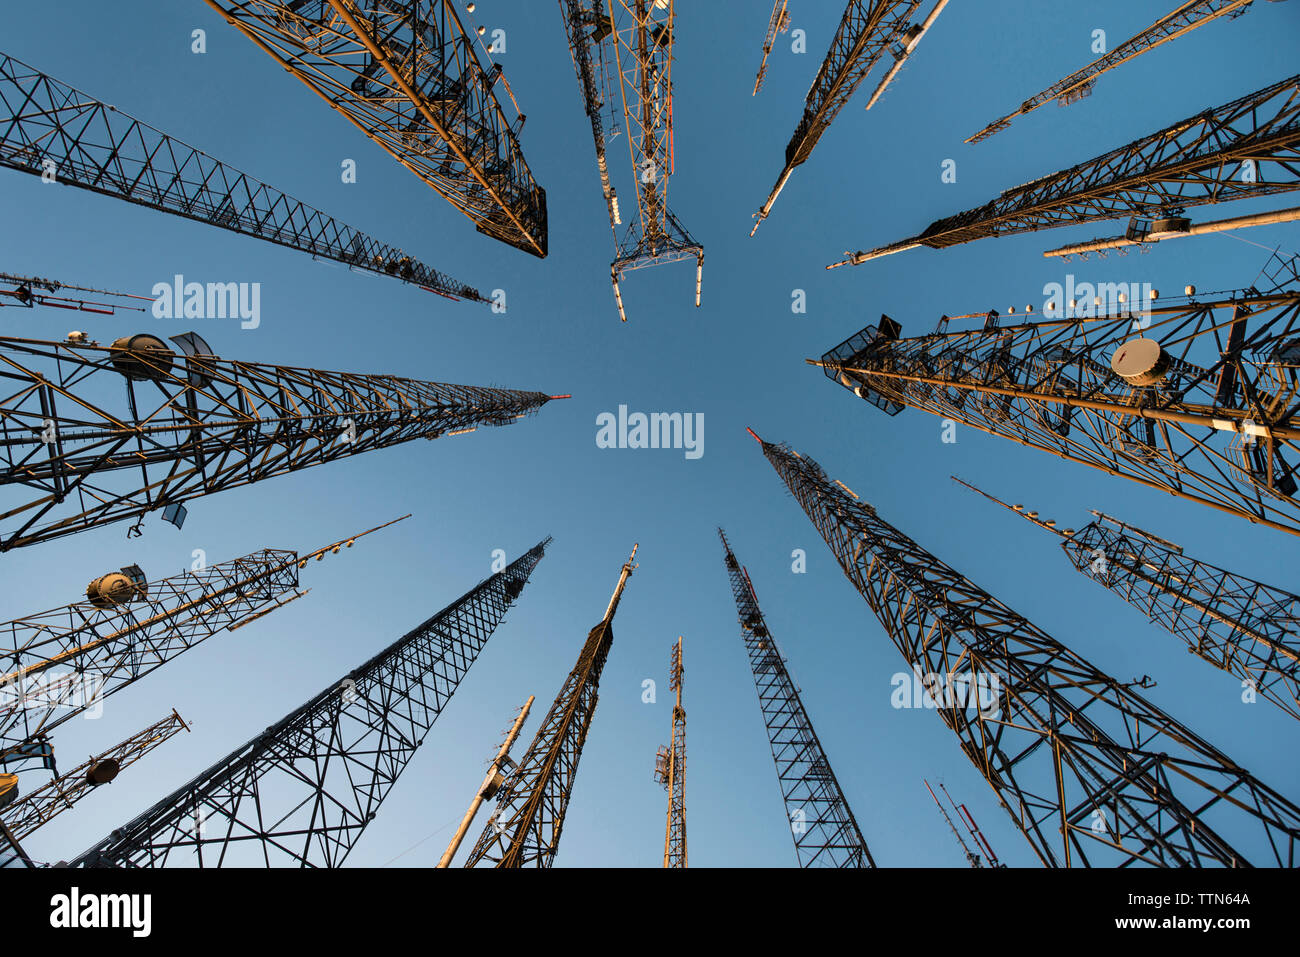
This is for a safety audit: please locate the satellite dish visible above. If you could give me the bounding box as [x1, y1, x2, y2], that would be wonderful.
[168, 332, 218, 389]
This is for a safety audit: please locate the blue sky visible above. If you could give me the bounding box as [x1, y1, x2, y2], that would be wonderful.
[2, 1, 1298, 868]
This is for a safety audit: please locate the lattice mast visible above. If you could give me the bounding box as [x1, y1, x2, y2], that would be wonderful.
[605, 0, 704, 322]
[436, 694, 535, 868]
[1, 710, 189, 843]
[0, 273, 151, 316]
[955, 477, 1300, 721]
[718, 527, 875, 867]
[203, 1, 547, 258]
[749, 0, 951, 236]
[653, 636, 686, 868]
[752, 1, 791, 96]
[463, 545, 639, 868]
[968, 1, 1263, 144]
[0, 518, 404, 769]
[0, 53, 483, 300]
[70, 538, 551, 867]
[0, 332, 564, 549]
[812, 288, 1300, 535]
[924, 778, 980, 867]
[557, 0, 622, 232]
[833, 75, 1300, 267]
[754, 430, 1300, 866]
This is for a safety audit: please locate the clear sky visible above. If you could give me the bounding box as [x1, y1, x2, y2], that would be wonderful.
[2, 1, 1298, 868]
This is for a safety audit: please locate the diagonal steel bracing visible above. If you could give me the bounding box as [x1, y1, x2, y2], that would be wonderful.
[756, 432, 1300, 867]
[719, 528, 875, 867]
[70, 538, 550, 867]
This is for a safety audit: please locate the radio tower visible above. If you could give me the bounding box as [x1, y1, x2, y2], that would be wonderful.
[463, 545, 638, 868]
[204, 1, 547, 258]
[70, 538, 550, 867]
[923, 779, 980, 867]
[0, 331, 564, 550]
[1, 710, 189, 844]
[749, 0, 947, 236]
[603, 0, 704, 322]
[718, 528, 875, 867]
[653, 636, 686, 868]
[0, 518, 405, 769]
[833, 75, 1300, 267]
[0, 273, 151, 316]
[968, 1, 1266, 143]
[0, 54, 484, 300]
[955, 477, 1300, 722]
[812, 285, 1300, 536]
[752, 430, 1300, 867]
[752, 1, 791, 96]
[436, 695, 535, 868]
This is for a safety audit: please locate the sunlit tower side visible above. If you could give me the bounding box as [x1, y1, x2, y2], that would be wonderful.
[923, 779, 979, 867]
[812, 285, 1300, 536]
[968, 0, 1265, 144]
[203, 1, 547, 258]
[753, 431, 1300, 867]
[749, 0, 950, 236]
[752, 1, 791, 96]
[463, 545, 639, 868]
[955, 477, 1300, 722]
[436, 695, 535, 868]
[557, 0, 622, 232]
[1, 710, 189, 844]
[0, 332, 564, 550]
[718, 528, 875, 868]
[652, 636, 686, 868]
[70, 539, 550, 868]
[604, 0, 704, 322]
[0, 518, 403, 770]
[832, 74, 1300, 267]
[0, 54, 484, 301]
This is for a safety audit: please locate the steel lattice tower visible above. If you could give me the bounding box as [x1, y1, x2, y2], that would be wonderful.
[955, 477, 1300, 722]
[968, 1, 1263, 143]
[0, 54, 482, 300]
[0, 519, 400, 769]
[754, 432, 1300, 867]
[0, 332, 563, 549]
[602, 0, 704, 322]
[463, 545, 638, 868]
[718, 528, 875, 868]
[814, 287, 1300, 536]
[833, 74, 1300, 267]
[0, 272, 151, 317]
[204, 1, 547, 258]
[653, 636, 686, 868]
[70, 538, 550, 867]
[1, 710, 189, 843]
[752, 1, 791, 96]
[556, 0, 622, 233]
[749, 0, 940, 236]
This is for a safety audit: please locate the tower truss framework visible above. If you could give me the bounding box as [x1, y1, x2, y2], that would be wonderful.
[1, 709, 188, 843]
[0, 333, 561, 549]
[749, 0, 924, 236]
[756, 432, 1300, 867]
[719, 528, 875, 867]
[463, 545, 638, 868]
[956, 477, 1300, 722]
[967, 1, 1261, 144]
[834, 74, 1300, 267]
[653, 635, 686, 868]
[0, 519, 402, 768]
[814, 288, 1300, 536]
[204, 0, 547, 258]
[71, 538, 550, 867]
[0, 53, 482, 299]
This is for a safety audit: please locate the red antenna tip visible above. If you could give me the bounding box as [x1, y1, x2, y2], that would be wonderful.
[548, 394, 572, 400]
[745, 427, 763, 444]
